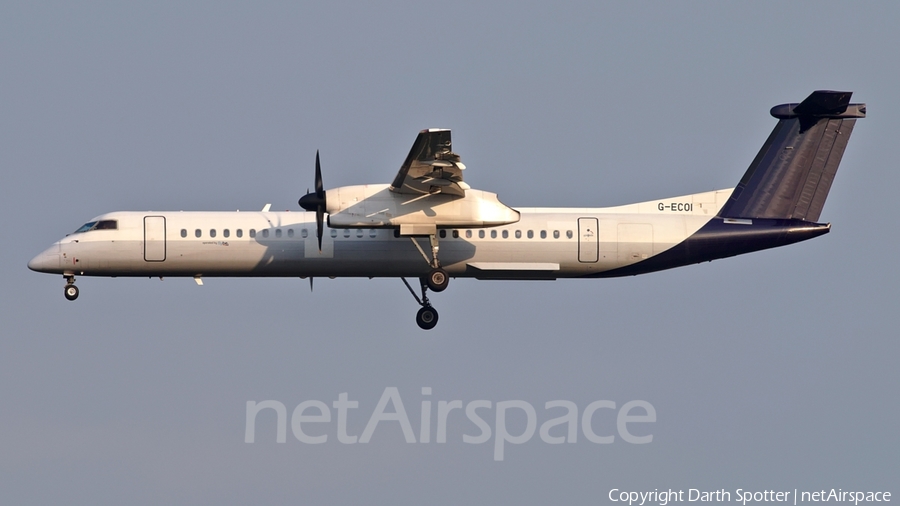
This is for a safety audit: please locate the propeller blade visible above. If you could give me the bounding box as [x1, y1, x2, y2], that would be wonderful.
[299, 150, 327, 253]
[315, 150, 324, 198]
[316, 206, 324, 252]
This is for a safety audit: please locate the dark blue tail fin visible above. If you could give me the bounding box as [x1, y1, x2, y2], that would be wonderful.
[717, 91, 865, 222]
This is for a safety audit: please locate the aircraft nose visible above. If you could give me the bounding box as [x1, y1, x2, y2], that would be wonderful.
[27, 254, 43, 272]
[28, 246, 60, 273]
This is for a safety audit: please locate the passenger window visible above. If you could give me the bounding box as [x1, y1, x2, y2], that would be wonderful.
[502, 230, 508, 239]
[553, 230, 560, 239]
[491, 230, 497, 239]
[210, 229, 217, 238]
[540, 230, 547, 239]
[249, 229, 256, 238]
[566, 230, 573, 239]
[369, 229, 377, 238]
[393, 229, 400, 238]
[237, 229, 243, 238]
[527, 230, 534, 239]
[302, 229, 308, 238]
[439, 230, 446, 238]
[465, 230, 472, 239]
[262, 230, 269, 238]
[452, 230, 459, 238]
[288, 229, 294, 238]
[331, 229, 338, 238]
[195, 229, 202, 238]
[343, 230, 350, 238]
[478, 230, 485, 238]
[515, 230, 522, 239]
[275, 229, 282, 238]
[181, 229, 187, 238]
[357, 229, 363, 238]
[223, 229, 230, 238]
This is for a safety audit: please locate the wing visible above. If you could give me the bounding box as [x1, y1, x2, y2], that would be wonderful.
[389, 129, 469, 197]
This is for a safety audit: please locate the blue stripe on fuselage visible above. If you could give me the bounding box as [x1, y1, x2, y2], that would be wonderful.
[589, 217, 831, 278]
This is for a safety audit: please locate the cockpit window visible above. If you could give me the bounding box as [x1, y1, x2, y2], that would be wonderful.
[73, 220, 118, 234]
[74, 222, 97, 233]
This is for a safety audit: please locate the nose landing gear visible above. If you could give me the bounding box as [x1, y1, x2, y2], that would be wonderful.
[64, 276, 79, 301]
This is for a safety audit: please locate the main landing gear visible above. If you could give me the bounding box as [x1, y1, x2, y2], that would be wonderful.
[406, 233, 449, 293]
[416, 305, 438, 330]
[425, 267, 449, 292]
[403, 231, 449, 329]
[402, 277, 439, 330]
[64, 275, 79, 301]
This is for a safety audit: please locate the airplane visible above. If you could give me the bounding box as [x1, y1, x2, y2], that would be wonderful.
[28, 90, 865, 330]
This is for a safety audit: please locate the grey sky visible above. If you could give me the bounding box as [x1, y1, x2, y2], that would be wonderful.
[2, 2, 897, 504]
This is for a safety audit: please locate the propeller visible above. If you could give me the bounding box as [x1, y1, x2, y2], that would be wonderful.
[298, 150, 326, 252]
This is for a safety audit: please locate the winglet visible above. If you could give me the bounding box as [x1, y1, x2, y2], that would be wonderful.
[261, 203, 271, 212]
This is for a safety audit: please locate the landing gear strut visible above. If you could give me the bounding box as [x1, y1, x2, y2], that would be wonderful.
[64, 275, 79, 301]
[426, 234, 448, 292]
[402, 277, 439, 330]
[408, 232, 450, 293]
[403, 229, 452, 329]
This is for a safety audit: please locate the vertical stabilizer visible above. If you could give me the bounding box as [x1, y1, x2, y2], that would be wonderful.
[717, 91, 865, 222]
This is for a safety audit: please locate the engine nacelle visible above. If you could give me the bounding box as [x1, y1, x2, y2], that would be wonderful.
[325, 184, 520, 228]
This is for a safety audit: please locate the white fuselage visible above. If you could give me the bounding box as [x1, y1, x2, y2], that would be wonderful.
[27, 93, 862, 329]
[29, 189, 733, 280]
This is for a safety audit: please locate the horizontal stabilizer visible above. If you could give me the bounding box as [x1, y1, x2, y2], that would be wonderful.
[718, 91, 865, 222]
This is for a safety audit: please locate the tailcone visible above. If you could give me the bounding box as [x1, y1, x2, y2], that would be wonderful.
[595, 218, 830, 278]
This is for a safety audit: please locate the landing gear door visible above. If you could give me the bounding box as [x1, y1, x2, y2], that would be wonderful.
[578, 217, 599, 263]
[144, 216, 166, 262]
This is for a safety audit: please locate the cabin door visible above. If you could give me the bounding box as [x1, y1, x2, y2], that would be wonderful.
[144, 216, 166, 262]
[578, 217, 599, 263]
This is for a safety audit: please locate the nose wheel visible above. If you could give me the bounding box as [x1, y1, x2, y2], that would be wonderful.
[402, 277, 440, 330]
[64, 276, 79, 301]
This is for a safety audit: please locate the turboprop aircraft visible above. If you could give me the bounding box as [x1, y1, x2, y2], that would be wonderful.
[29, 90, 865, 329]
